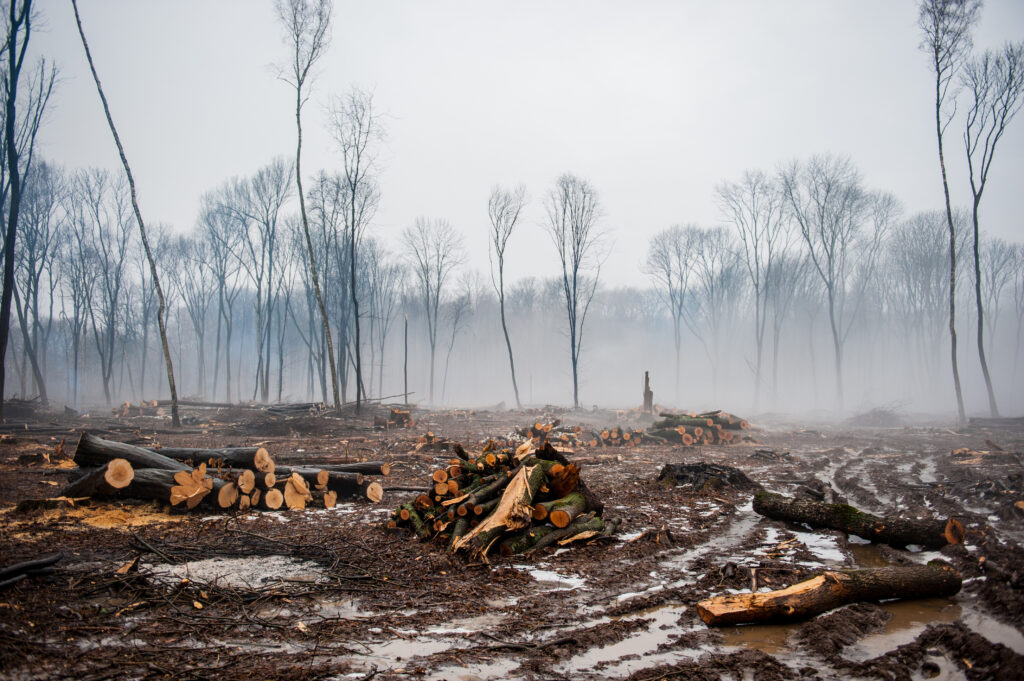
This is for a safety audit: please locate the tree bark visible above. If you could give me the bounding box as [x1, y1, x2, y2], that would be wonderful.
[753, 490, 963, 549]
[74, 432, 190, 472]
[697, 564, 962, 626]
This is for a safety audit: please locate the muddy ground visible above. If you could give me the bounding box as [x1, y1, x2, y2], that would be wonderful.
[1, 405, 1023, 681]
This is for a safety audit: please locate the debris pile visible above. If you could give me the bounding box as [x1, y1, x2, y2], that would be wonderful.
[373, 407, 415, 430]
[388, 441, 620, 559]
[646, 410, 750, 445]
[60, 432, 387, 512]
[515, 421, 646, 448]
[658, 462, 758, 493]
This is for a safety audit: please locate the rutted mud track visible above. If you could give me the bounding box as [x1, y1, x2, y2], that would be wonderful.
[1, 409, 1023, 680]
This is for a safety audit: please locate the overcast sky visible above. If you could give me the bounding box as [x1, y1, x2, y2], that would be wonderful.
[32, 0, 1024, 288]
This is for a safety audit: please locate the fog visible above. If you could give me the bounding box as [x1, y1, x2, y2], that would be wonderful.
[4, 1, 1024, 420]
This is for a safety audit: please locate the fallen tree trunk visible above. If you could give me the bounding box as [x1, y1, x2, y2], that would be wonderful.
[147, 446, 273, 472]
[61, 459, 134, 497]
[74, 432, 189, 472]
[753, 491, 964, 549]
[696, 563, 962, 626]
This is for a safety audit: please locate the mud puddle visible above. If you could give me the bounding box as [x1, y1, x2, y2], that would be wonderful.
[555, 604, 712, 678]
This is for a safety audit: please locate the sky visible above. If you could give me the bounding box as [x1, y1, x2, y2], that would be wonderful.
[30, 0, 1024, 288]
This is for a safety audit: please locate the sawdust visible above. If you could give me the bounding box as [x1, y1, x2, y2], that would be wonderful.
[3, 499, 185, 533]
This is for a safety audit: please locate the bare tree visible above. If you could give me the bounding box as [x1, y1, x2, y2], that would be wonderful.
[329, 87, 382, 412]
[402, 217, 464, 404]
[441, 272, 476, 404]
[781, 155, 896, 410]
[363, 237, 403, 399]
[918, 0, 980, 422]
[171, 234, 215, 398]
[545, 173, 605, 409]
[961, 41, 1024, 417]
[645, 224, 696, 403]
[276, 0, 340, 409]
[487, 184, 526, 408]
[198, 192, 244, 403]
[225, 159, 293, 402]
[1, 0, 55, 413]
[12, 159, 62, 404]
[72, 0, 180, 425]
[1012, 244, 1024, 381]
[716, 170, 789, 409]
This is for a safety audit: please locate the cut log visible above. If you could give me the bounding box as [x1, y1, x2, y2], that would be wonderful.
[753, 491, 964, 549]
[147, 446, 271, 470]
[696, 563, 962, 626]
[74, 432, 189, 472]
[323, 490, 338, 509]
[237, 469, 256, 494]
[171, 464, 214, 510]
[61, 458, 134, 497]
[263, 488, 284, 510]
[217, 481, 240, 508]
[547, 492, 587, 528]
[284, 473, 313, 510]
[452, 464, 545, 555]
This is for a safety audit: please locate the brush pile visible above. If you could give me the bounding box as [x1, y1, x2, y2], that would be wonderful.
[388, 440, 620, 559]
[646, 410, 750, 446]
[60, 432, 387, 512]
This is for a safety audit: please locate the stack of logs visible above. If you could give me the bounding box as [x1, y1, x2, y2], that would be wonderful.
[516, 421, 647, 448]
[389, 441, 620, 559]
[114, 400, 163, 418]
[646, 410, 749, 446]
[61, 432, 386, 512]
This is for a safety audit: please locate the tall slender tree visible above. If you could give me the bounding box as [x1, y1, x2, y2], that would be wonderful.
[72, 0, 180, 426]
[545, 173, 605, 409]
[330, 88, 381, 412]
[1, 0, 55, 414]
[918, 0, 980, 423]
[276, 0, 340, 409]
[961, 41, 1024, 418]
[487, 184, 526, 408]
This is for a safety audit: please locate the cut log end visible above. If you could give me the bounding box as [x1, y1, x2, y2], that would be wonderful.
[366, 481, 384, 504]
[217, 481, 240, 508]
[324, 490, 338, 509]
[238, 469, 256, 494]
[254, 447, 274, 474]
[263, 488, 284, 510]
[944, 518, 965, 545]
[104, 458, 134, 489]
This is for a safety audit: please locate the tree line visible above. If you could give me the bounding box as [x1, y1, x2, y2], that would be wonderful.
[0, 0, 1021, 420]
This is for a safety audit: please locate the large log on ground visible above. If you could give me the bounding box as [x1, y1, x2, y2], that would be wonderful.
[271, 466, 379, 499]
[74, 432, 189, 472]
[753, 491, 964, 549]
[696, 563, 962, 626]
[61, 458, 134, 497]
[146, 446, 273, 472]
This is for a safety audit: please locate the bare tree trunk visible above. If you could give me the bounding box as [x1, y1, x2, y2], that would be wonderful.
[971, 199, 999, 416]
[403, 314, 408, 406]
[294, 101, 339, 410]
[73, 0, 180, 426]
[936, 90, 967, 424]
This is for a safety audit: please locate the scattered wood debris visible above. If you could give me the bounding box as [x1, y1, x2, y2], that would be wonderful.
[388, 441, 620, 559]
[374, 407, 415, 430]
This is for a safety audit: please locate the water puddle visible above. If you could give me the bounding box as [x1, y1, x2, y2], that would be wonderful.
[147, 555, 324, 589]
[720, 619, 800, 654]
[845, 598, 961, 661]
[847, 542, 890, 568]
[513, 566, 587, 591]
[555, 604, 707, 677]
[423, 659, 523, 681]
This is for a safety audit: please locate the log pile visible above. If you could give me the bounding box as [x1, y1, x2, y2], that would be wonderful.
[646, 410, 750, 446]
[515, 421, 647, 449]
[388, 441, 620, 559]
[60, 432, 387, 512]
[114, 400, 164, 417]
